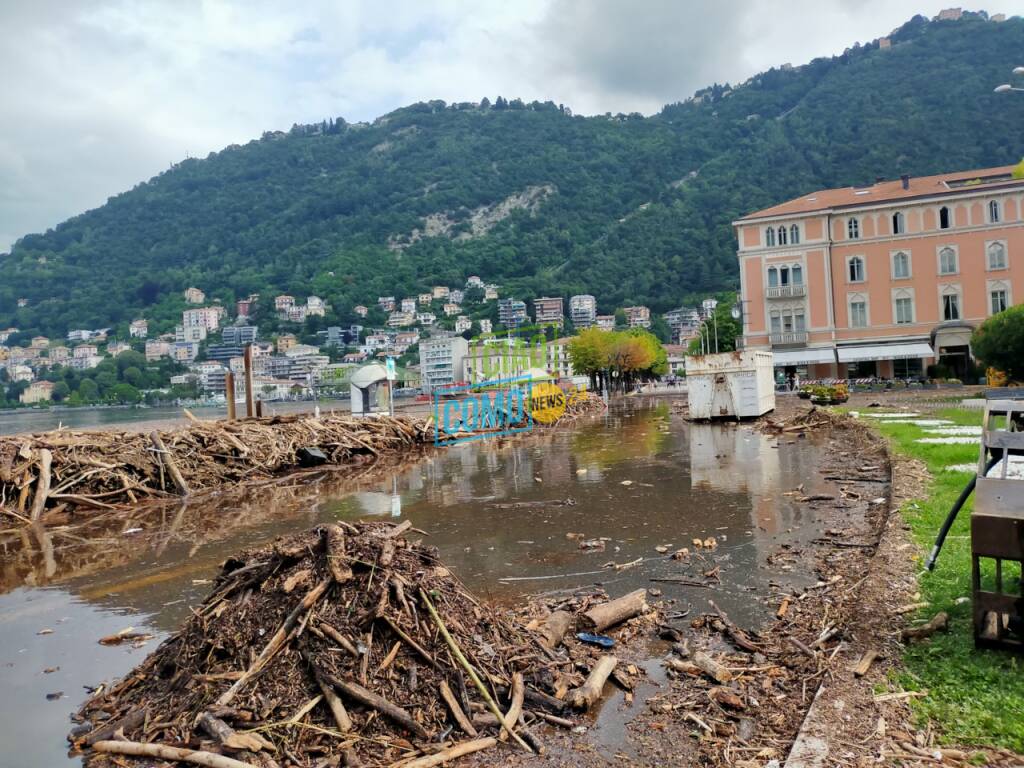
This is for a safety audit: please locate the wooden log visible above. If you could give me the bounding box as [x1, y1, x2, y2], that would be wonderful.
[499, 672, 524, 742]
[397, 738, 497, 768]
[439, 680, 477, 737]
[380, 615, 438, 668]
[692, 651, 732, 683]
[901, 612, 949, 642]
[709, 600, 760, 653]
[317, 620, 359, 656]
[303, 651, 352, 733]
[30, 448, 52, 522]
[82, 709, 147, 745]
[322, 673, 429, 739]
[383, 519, 412, 538]
[243, 345, 255, 419]
[323, 525, 353, 583]
[92, 740, 257, 768]
[853, 650, 879, 677]
[568, 656, 618, 710]
[197, 712, 273, 752]
[580, 589, 646, 633]
[532, 711, 575, 728]
[150, 431, 190, 496]
[216, 578, 330, 707]
[538, 611, 572, 650]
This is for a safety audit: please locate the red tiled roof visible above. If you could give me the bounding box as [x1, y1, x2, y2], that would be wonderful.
[738, 165, 1023, 221]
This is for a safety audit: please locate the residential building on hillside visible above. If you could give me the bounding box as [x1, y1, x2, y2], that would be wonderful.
[174, 341, 200, 363]
[455, 315, 472, 334]
[484, 285, 499, 301]
[388, 311, 415, 328]
[48, 346, 70, 362]
[184, 287, 205, 304]
[570, 294, 597, 328]
[596, 315, 616, 330]
[623, 306, 651, 328]
[69, 354, 102, 370]
[222, 325, 258, 346]
[418, 293, 433, 305]
[73, 344, 98, 359]
[182, 307, 221, 331]
[67, 329, 93, 342]
[30, 336, 49, 349]
[107, 341, 131, 356]
[419, 335, 469, 392]
[663, 344, 687, 377]
[378, 296, 396, 311]
[443, 303, 461, 317]
[145, 340, 172, 361]
[734, 164, 1024, 380]
[236, 298, 254, 318]
[276, 334, 298, 353]
[466, 275, 484, 288]
[432, 286, 450, 299]
[129, 319, 148, 338]
[7, 364, 33, 382]
[275, 295, 295, 311]
[479, 319, 492, 334]
[20, 381, 55, 404]
[306, 296, 326, 315]
[0, 328, 18, 344]
[533, 297, 564, 327]
[176, 323, 207, 343]
[416, 312, 436, 326]
[449, 289, 464, 305]
[287, 306, 308, 323]
[354, 305, 368, 317]
[498, 298, 528, 328]
[401, 298, 418, 313]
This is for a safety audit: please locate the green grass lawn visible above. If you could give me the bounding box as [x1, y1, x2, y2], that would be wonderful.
[866, 407, 1024, 752]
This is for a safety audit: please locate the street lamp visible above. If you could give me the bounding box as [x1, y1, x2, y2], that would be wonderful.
[994, 66, 1024, 93]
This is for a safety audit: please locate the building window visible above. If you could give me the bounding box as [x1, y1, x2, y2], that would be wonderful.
[765, 227, 775, 247]
[892, 251, 910, 279]
[779, 266, 790, 285]
[939, 206, 951, 229]
[892, 211, 905, 234]
[942, 293, 960, 321]
[939, 247, 958, 275]
[778, 226, 788, 246]
[895, 296, 914, 324]
[847, 218, 860, 239]
[850, 299, 868, 328]
[789, 224, 800, 244]
[794, 311, 806, 332]
[770, 311, 781, 333]
[991, 288, 1008, 315]
[792, 264, 803, 285]
[987, 241, 1007, 270]
[989, 200, 1001, 223]
[848, 256, 865, 282]
[894, 358, 924, 379]
[767, 267, 778, 287]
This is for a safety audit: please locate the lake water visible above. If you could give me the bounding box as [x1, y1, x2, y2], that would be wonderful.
[0, 398, 834, 766]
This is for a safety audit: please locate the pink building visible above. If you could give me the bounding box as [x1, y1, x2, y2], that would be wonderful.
[734, 165, 1024, 380]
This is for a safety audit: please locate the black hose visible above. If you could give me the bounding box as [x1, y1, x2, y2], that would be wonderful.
[925, 453, 1002, 571]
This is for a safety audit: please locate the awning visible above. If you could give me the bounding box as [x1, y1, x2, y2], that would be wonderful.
[772, 347, 836, 366]
[837, 342, 934, 363]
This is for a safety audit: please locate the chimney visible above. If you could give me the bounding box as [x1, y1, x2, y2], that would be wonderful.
[900, 174, 910, 190]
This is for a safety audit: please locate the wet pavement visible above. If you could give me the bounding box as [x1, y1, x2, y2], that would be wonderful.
[0, 398, 836, 767]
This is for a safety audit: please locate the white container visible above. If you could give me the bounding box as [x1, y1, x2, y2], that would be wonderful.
[684, 350, 775, 419]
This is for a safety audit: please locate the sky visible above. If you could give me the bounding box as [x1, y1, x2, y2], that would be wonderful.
[0, 1, 1014, 252]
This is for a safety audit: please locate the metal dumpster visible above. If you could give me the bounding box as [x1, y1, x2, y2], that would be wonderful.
[684, 350, 775, 420]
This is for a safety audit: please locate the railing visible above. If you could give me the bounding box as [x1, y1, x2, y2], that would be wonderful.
[766, 284, 807, 299]
[770, 331, 809, 345]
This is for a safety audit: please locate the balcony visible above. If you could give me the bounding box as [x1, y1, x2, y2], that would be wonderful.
[770, 331, 809, 345]
[766, 284, 807, 299]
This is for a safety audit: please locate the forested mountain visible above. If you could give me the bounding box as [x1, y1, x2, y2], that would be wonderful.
[3, 13, 1024, 338]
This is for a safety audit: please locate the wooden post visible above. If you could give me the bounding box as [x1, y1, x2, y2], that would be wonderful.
[255, 399, 263, 418]
[243, 345, 255, 418]
[224, 372, 236, 421]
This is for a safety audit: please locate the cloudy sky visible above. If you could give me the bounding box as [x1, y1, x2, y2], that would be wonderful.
[0, 1, 1012, 252]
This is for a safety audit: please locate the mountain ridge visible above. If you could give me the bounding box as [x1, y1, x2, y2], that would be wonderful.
[3, 12, 1024, 338]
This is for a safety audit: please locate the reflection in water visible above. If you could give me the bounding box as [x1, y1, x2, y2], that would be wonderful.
[0, 399, 835, 767]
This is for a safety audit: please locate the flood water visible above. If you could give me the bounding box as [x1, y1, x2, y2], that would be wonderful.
[0, 399, 835, 767]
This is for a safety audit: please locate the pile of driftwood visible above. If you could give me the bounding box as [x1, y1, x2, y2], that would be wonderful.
[71, 521, 651, 768]
[762, 406, 851, 435]
[0, 415, 430, 524]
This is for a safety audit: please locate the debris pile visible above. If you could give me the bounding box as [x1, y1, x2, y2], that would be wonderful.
[762, 405, 852, 434]
[71, 521, 650, 767]
[1, 415, 431, 523]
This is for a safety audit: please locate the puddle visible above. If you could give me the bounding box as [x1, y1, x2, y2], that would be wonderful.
[0, 399, 838, 766]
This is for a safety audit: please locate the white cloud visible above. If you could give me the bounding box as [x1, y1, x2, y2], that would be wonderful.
[0, 0, 1012, 251]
